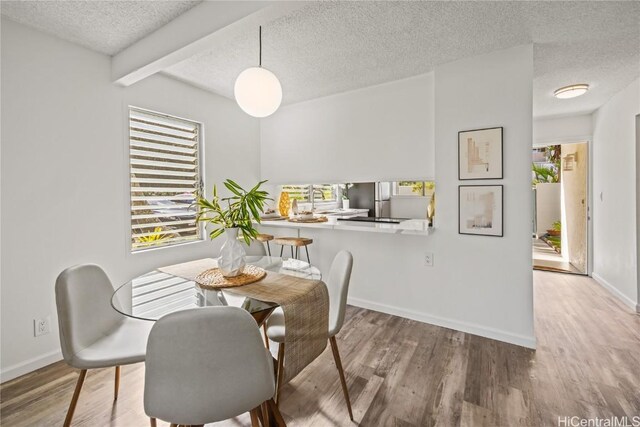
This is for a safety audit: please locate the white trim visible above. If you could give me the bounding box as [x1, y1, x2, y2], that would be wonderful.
[1, 349, 62, 383]
[592, 272, 640, 312]
[533, 135, 593, 147]
[347, 296, 537, 349]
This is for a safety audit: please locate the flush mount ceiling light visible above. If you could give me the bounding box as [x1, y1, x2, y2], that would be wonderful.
[234, 26, 282, 118]
[554, 84, 589, 99]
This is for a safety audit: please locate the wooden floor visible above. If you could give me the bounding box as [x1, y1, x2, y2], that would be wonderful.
[2, 272, 639, 426]
[532, 238, 582, 274]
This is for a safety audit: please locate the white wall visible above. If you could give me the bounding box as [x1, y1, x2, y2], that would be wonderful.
[637, 115, 640, 309]
[533, 114, 592, 146]
[0, 18, 261, 381]
[260, 73, 435, 184]
[591, 78, 639, 311]
[535, 183, 561, 237]
[433, 44, 535, 345]
[262, 45, 535, 348]
[390, 196, 429, 219]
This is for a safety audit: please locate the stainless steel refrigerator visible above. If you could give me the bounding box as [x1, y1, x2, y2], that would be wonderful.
[348, 182, 392, 218]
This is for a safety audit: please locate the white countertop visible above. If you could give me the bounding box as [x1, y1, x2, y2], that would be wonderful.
[259, 216, 433, 236]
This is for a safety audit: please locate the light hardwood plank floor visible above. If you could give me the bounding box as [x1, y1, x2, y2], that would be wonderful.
[1, 271, 638, 426]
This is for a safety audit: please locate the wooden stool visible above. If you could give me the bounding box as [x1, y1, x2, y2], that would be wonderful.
[256, 233, 274, 256]
[273, 237, 313, 263]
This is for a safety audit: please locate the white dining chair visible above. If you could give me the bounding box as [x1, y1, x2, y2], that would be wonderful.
[266, 250, 354, 420]
[243, 238, 268, 256]
[144, 306, 285, 427]
[55, 264, 153, 427]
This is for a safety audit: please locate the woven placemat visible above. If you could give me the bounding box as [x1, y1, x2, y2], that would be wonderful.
[261, 216, 287, 221]
[288, 216, 328, 223]
[194, 265, 266, 290]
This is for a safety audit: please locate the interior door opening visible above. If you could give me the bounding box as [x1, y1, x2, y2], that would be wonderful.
[532, 142, 589, 275]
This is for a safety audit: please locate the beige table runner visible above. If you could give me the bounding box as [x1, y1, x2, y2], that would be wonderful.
[159, 258, 329, 383]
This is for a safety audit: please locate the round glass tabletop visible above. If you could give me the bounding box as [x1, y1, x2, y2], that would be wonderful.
[111, 256, 321, 321]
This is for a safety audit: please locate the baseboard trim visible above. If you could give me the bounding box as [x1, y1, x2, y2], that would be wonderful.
[347, 296, 536, 349]
[1, 349, 62, 383]
[592, 272, 639, 313]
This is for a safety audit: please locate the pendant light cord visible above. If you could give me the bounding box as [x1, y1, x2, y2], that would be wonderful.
[259, 26, 262, 67]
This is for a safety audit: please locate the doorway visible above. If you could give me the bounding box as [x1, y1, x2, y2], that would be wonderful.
[532, 142, 589, 274]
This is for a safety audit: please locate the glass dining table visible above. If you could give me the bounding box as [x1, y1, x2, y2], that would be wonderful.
[111, 256, 322, 324]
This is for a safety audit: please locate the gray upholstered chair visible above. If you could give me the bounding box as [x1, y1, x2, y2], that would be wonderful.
[55, 264, 152, 427]
[144, 306, 284, 427]
[266, 250, 354, 420]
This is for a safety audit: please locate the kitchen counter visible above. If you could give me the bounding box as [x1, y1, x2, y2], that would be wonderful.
[314, 208, 369, 219]
[259, 216, 433, 236]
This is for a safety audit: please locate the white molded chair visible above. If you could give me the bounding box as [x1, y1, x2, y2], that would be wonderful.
[55, 264, 152, 427]
[144, 306, 284, 427]
[243, 238, 268, 256]
[266, 250, 354, 420]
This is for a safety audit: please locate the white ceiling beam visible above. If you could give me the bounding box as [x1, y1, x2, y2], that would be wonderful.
[112, 1, 305, 86]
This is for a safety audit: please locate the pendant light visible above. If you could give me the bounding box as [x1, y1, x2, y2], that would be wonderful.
[234, 26, 282, 118]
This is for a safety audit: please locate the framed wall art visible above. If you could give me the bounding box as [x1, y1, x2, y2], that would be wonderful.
[458, 127, 503, 180]
[459, 185, 503, 237]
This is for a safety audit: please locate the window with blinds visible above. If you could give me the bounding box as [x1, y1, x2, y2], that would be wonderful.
[129, 107, 202, 251]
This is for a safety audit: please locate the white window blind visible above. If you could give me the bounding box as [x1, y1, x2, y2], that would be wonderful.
[129, 107, 202, 251]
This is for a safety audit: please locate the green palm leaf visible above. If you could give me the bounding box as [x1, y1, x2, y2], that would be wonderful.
[196, 179, 272, 244]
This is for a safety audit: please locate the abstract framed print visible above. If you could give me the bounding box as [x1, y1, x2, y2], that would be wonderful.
[459, 185, 503, 237]
[458, 127, 503, 180]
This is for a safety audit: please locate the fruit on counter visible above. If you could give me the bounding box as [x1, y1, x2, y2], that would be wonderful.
[278, 192, 290, 217]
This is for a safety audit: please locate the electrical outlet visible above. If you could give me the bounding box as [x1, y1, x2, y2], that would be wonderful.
[424, 252, 434, 267]
[34, 316, 51, 337]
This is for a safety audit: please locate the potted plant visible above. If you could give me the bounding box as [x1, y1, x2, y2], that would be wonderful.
[341, 183, 353, 210]
[547, 220, 561, 237]
[196, 179, 270, 277]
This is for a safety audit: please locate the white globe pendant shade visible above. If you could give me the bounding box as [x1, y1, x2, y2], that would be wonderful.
[234, 67, 282, 118]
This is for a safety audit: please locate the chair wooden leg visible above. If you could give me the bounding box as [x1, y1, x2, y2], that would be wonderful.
[275, 343, 285, 405]
[261, 401, 270, 427]
[263, 324, 270, 350]
[149, 418, 157, 427]
[267, 398, 287, 427]
[329, 336, 354, 421]
[114, 366, 121, 400]
[63, 369, 87, 427]
[250, 407, 260, 427]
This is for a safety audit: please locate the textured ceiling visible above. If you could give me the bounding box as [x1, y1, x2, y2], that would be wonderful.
[163, 1, 640, 118]
[2, 1, 638, 118]
[0, 0, 202, 55]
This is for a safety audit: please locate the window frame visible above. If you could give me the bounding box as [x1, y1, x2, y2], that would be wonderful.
[393, 181, 436, 197]
[127, 106, 205, 253]
[281, 184, 338, 203]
